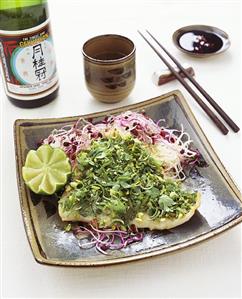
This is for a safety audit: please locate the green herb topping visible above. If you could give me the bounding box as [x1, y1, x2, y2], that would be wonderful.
[59, 133, 197, 227]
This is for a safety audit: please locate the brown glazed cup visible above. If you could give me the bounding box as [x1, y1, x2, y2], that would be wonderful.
[82, 34, 136, 103]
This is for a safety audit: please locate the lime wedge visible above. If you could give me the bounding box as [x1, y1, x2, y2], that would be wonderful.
[22, 144, 71, 195]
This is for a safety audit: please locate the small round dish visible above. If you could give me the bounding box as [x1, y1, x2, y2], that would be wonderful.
[172, 25, 231, 57]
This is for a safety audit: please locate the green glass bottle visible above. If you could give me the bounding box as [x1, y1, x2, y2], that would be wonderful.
[0, 0, 59, 108]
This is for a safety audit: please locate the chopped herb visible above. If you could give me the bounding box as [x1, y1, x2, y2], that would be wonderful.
[59, 133, 197, 226]
[64, 223, 72, 232]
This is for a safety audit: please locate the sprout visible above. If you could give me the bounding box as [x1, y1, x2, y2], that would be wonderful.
[43, 111, 200, 179]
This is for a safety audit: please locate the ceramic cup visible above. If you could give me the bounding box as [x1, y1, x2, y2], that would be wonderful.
[82, 34, 136, 103]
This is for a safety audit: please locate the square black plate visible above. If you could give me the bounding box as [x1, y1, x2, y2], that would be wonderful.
[14, 90, 242, 266]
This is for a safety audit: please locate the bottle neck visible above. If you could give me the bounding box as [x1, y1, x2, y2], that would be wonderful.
[0, 0, 47, 10]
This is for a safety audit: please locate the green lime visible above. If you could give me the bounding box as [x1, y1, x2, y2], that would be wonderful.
[22, 144, 71, 195]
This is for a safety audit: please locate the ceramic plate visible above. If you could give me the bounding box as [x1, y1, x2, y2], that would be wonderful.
[14, 90, 242, 266]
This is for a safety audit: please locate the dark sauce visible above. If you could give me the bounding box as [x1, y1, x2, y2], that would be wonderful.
[178, 30, 223, 54]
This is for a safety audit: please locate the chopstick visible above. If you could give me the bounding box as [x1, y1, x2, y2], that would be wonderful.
[145, 30, 240, 133]
[138, 30, 229, 135]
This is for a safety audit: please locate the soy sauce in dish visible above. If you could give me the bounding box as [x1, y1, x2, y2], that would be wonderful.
[178, 30, 223, 54]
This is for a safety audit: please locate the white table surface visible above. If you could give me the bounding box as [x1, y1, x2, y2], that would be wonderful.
[1, 0, 241, 298]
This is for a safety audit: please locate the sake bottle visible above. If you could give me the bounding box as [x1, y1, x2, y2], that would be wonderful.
[0, 0, 59, 108]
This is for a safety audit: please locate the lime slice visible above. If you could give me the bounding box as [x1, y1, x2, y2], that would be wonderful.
[22, 144, 71, 195]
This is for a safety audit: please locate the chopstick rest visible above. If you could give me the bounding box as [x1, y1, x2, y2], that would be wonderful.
[153, 64, 195, 86]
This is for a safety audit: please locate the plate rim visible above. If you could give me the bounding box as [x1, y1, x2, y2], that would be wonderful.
[14, 89, 242, 267]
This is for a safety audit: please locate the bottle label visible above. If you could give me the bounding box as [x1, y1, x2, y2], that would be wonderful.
[0, 19, 58, 101]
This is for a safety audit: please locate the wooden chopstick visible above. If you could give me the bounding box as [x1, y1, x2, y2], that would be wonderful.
[138, 30, 229, 135]
[146, 30, 240, 133]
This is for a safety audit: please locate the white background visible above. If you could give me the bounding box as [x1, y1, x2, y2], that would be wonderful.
[1, 0, 241, 298]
